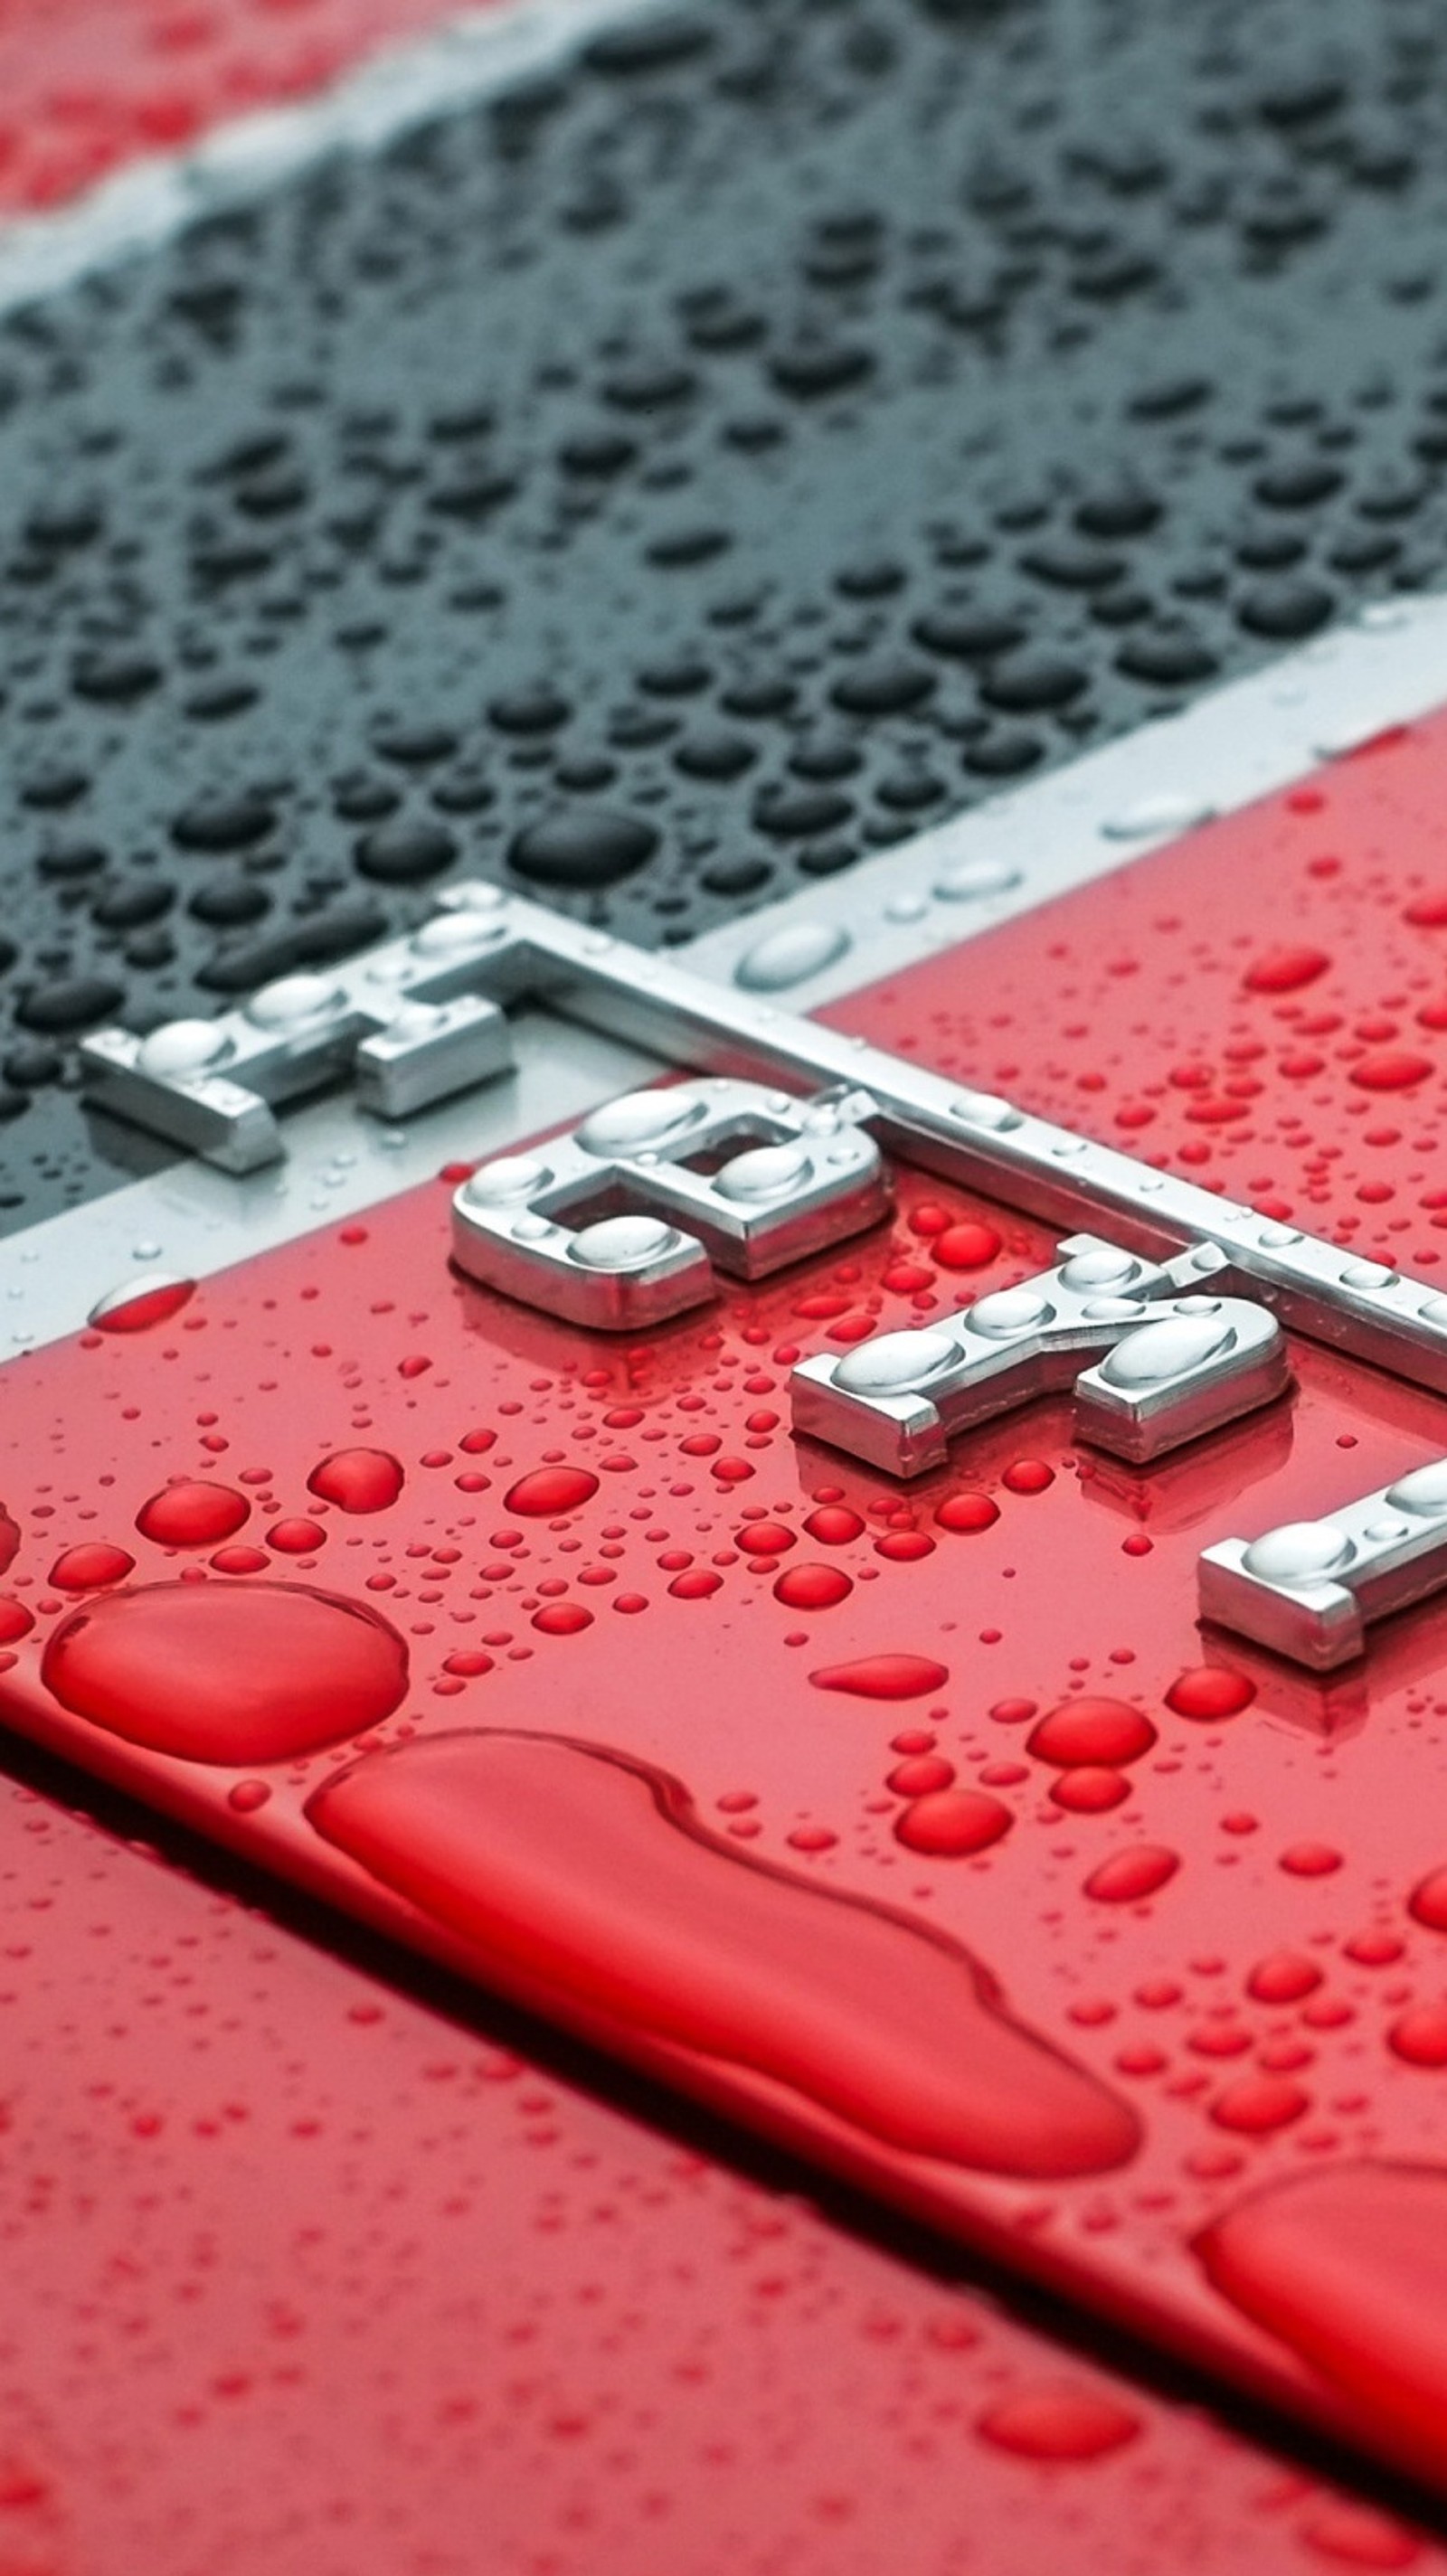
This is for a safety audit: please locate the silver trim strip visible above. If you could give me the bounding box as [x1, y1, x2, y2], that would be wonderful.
[6, 592, 1447, 1354]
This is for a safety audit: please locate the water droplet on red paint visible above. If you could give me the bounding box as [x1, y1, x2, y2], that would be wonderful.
[0, 1510, 17, 1578]
[211, 1546, 268, 1576]
[504, 1466, 601, 1516]
[41, 1581, 407, 1762]
[136, 1481, 250, 1547]
[894, 1788, 1012, 1857]
[49, 1543, 134, 1591]
[1003, 1458, 1055, 1495]
[1388, 2006, 1447, 2068]
[268, 1517, 326, 1554]
[1166, 1665, 1255, 1720]
[738, 1521, 795, 1556]
[886, 1755, 956, 1797]
[934, 1222, 1002, 1271]
[975, 2384, 1140, 2461]
[668, 1569, 723, 1599]
[1026, 1697, 1157, 1768]
[1298, 2502, 1423, 2570]
[1083, 1845, 1179, 1903]
[875, 1529, 935, 1562]
[803, 1504, 865, 1544]
[306, 1448, 405, 1514]
[1248, 1952, 1322, 2005]
[1050, 1767, 1130, 1814]
[934, 1491, 1000, 1533]
[88, 1275, 195, 1333]
[1210, 2075, 1310, 2133]
[1244, 946, 1330, 995]
[1196, 2161, 1447, 2477]
[532, 1602, 593, 1636]
[1408, 1868, 1447, 1932]
[809, 1654, 949, 1700]
[307, 1729, 1138, 2177]
[228, 1779, 271, 1814]
[1281, 1843, 1343, 1877]
[1350, 1052, 1433, 1093]
[774, 1563, 852, 1610]
[0, 1599, 33, 1643]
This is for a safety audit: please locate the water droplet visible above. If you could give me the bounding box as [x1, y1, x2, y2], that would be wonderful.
[1101, 792, 1214, 841]
[1297, 2501, 1423, 2570]
[1166, 1666, 1256, 1720]
[935, 1491, 1000, 1534]
[1083, 1845, 1179, 1903]
[307, 1730, 1137, 2176]
[1247, 1952, 1322, 2005]
[933, 857, 1021, 903]
[1244, 946, 1331, 995]
[87, 1275, 195, 1333]
[268, 1518, 326, 1554]
[1242, 1523, 1353, 1583]
[532, 1602, 593, 1637]
[570, 1215, 680, 1270]
[1196, 2161, 1447, 2477]
[969, 1288, 1054, 1339]
[1386, 1462, 1447, 1516]
[834, 1329, 958, 1397]
[460, 1157, 552, 1208]
[49, 1543, 135, 1590]
[1338, 1260, 1396, 1291]
[246, 971, 345, 1031]
[809, 1654, 949, 1701]
[1051, 1767, 1130, 1814]
[576, 1089, 710, 1156]
[1002, 1459, 1055, 1496]
[504, 1467, 601, 1517]
[136, 1481, 250, 1547]
[774, 1564, 853, 1610]
[1388, 2005, 1447, 2068]
[932, 1222, 1003, 1271]
[803, 1505, 865, 1544]
[1099, 1314, 1234, 1388]
[894, 1789, 1012, 1856]
[42, 1581, 407, 1761]
[734, 920, 850, 992]
[976, 2384, 1140, 2460]
[1210, 2074, 1310, 2134]
[1026, 1698, 1156, 1768]
[1058, 1247, 1142, 1292]
[1408, 1867, 1447, 1932]
[307, 1449, 405, 1514]
[137, 1018, 230, 1077]
[1350, 1052, 1433, 1093]
[714, 1143, 812, 1203]
[1280, 1843, 1343, 1877]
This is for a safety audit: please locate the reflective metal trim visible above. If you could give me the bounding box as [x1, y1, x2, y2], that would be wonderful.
[11, 599, 1447, 1357]
[790, 1236, 1290, 1476]
[1201, 1459, 1447, 1671]
[67, 879, 1447, 1401]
